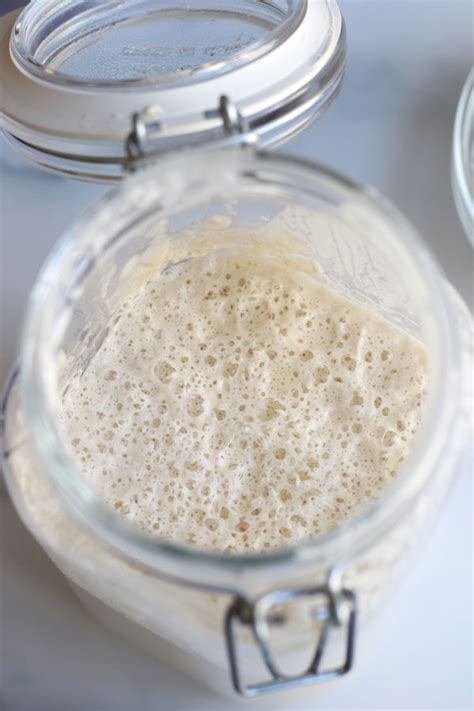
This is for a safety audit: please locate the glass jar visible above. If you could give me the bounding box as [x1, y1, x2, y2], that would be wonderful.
[1, 0, 472, 701]
[452, 69, 473, 244]
[2, 148, 472, 698]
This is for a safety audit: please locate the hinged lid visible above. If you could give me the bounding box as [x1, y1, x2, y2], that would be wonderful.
[0, 0, 346, 181]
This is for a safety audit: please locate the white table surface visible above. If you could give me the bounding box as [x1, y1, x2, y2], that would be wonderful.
[0, 2, 472, 710]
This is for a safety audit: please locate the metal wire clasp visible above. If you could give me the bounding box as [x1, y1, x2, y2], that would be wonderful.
[207, 95, 250, 136]
[125, 95, 255, 164]
[224, 568, 357, 697]
[126, 105, 162, 160]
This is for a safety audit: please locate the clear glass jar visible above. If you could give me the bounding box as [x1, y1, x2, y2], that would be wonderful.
[452, 69, 473, 244]
[2, 148, 472, 699]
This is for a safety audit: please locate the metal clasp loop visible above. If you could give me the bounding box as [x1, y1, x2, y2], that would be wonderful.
[126, 106, 162, 160]
[209, 95, 249, 136]
[224, 573, 357, 697]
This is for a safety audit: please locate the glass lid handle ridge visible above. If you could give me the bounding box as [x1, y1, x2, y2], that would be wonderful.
[125, 95, 257, 167]
[224, 566, 357, 697]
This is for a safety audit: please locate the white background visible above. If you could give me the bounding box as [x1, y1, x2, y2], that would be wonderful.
[0, 1, 472, 710]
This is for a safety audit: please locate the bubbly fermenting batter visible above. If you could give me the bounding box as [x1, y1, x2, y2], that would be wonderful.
[60, 246, 428, 552]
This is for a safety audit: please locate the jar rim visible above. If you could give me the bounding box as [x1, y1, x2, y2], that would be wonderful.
[11, 0, 307, 92]
[17, 149, 461, 590]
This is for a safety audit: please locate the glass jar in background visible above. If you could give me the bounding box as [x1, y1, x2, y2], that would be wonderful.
[452, 69, 473, 245]
[2, 149, 472, 698]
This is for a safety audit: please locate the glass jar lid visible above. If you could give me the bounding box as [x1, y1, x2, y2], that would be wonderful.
[0, 0, 346, 181]
[452, 69, 473, 244]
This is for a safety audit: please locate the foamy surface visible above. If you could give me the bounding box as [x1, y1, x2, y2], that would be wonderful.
[60, 247, 427, 552]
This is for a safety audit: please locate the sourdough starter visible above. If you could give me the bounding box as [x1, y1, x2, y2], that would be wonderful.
[60, 246, 427, 552]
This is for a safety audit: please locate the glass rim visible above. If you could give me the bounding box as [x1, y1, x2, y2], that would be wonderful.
[10, 0, 307, 92]
[17, 148, 460, 588]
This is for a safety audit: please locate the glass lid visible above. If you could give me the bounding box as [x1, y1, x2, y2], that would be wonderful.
[0, 0, 346, 181]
